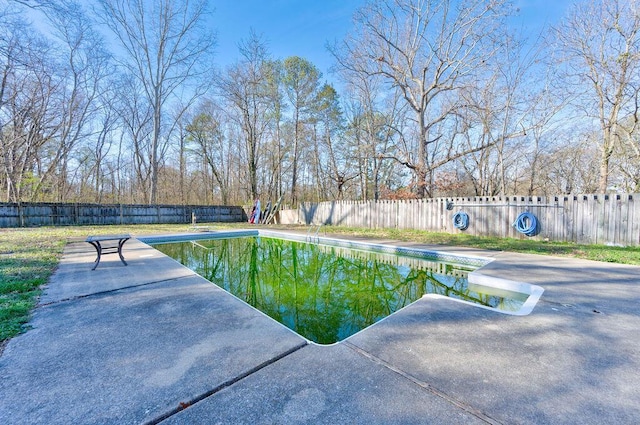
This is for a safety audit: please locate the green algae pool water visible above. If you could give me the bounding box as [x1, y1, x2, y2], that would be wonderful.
[153, 236, 528, 344]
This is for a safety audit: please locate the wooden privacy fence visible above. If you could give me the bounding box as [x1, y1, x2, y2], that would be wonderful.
[292, 194, 640, 246]
[0, 202, 245, 227]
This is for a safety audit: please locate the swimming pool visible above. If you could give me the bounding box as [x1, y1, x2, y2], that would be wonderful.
[144, 230, 543, 344]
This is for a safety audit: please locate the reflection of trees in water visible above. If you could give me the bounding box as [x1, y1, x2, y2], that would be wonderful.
[154, 237, 523, 344]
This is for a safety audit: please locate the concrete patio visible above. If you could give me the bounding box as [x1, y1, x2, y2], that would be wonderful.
[1, 231, 639, 424]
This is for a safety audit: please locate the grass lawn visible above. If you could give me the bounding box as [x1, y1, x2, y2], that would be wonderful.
[321, 226, 640, 265]
[1, 223, 639, 349]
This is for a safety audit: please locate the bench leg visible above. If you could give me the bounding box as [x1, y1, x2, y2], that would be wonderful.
[118, 238, 129, 266]
[88, 241, 102, 270]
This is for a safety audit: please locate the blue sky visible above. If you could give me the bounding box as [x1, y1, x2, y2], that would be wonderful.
[211, 0, 573, 80]
[211, 0, 364, 79]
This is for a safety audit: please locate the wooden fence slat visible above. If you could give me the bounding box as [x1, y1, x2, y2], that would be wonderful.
[616, 195, 624, 245]
[589, 195, 598, 244]
[611, 195, 620, 245]
[628, 195, 634, 245]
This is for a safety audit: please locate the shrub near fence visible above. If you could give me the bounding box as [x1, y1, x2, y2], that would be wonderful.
[0, 202, 246, 227]
[293, 194, 640, 246]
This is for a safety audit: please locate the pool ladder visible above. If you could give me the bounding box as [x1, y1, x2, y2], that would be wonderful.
[306, 224, 322, 243]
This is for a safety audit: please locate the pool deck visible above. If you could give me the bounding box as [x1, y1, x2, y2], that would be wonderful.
[1, 231, 639, 424]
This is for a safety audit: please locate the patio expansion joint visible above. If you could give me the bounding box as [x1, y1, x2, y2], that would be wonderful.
[142, 340, 308, 425]
[37, 275, 198, 308]
[343, 341, 504, 425]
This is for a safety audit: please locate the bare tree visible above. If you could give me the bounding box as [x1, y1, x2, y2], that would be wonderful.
[97, 0, 215, 204]
[314, 83, 353, 200]
[613, 147, 640, 192]
[116, 73, 153, 202]
[186, 101, 231, 204]
[0, 11, 58, 202]
[539, 134, 600, 195]
[334, 0, 509, 198]
[216, 32, 272, 201]
[0, 2, 115, 203]
[282, 56, 321, 205]
[457, 29, 561, 197]
[340, 68, 405, 200]
[480, 33, 541, 195]
[553, 0, 640, 193]
[33, 1, 112, 202]
[262, 59, 286, 202]
[85, 89, 119, 203]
